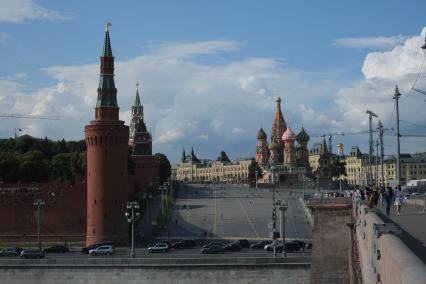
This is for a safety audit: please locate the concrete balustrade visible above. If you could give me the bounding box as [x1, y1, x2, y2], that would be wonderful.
[356, 204, 426, 284]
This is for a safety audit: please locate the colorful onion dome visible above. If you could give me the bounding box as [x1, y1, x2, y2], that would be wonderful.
[256, 128, 267, 139]
[268, 141, 279, 150]
[282, 126, 296, 141]
[296, 126, 310, 142]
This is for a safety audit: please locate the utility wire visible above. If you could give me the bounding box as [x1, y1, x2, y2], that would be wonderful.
[399, 119, 426, 129]
[400, 55, 426, 104]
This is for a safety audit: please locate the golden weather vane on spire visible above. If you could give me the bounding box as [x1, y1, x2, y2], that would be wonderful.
[105, 21, 112, 32]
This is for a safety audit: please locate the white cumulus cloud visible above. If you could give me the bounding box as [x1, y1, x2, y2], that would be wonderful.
[332, 35, 407, 49]
[0, 0, 66, 23]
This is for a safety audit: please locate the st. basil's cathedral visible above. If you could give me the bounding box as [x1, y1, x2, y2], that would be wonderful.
[255, 97, 310, 183]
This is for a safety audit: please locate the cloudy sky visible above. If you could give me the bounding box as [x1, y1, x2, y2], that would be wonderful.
[1, 0, 426, 163]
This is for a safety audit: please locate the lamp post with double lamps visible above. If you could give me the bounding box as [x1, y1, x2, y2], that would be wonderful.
[33, 198, 44, 250]
[125, 201, 141, 258]
[278, 200, 288, 257]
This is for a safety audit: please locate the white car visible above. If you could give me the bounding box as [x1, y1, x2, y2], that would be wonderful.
[264, 241, 280, 251]
[89, 245, 114, 256]
[147, 243, 169, 253]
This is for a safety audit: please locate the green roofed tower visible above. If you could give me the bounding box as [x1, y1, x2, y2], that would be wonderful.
[95, 22, 118, 118]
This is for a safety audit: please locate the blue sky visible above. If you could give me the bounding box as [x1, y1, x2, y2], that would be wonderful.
[1, 0, 426, 163]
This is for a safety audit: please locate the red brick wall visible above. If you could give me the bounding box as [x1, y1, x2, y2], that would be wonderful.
[132, 155, 159, 193]
[0, 177, 86, 242]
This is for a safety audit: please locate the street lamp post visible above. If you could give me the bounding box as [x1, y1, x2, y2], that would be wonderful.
[255, 170, 258, 190]
[143, 193, 153, 224]
[279, 201, 288, 257]
[125, 201, 141, 258]
[33, 198, 44, 250]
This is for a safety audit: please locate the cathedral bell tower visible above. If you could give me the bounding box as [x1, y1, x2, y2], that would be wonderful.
[84, 23, 129, 246]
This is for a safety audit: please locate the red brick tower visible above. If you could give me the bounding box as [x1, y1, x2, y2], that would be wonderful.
[255, 128, 269, 167]
[85, 24, 129, 246]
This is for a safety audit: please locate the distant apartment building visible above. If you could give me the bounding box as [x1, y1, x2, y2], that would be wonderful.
[176, 149, 251, 182]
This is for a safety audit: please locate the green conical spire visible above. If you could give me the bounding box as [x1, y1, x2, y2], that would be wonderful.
[134, 82, 141, 107]
[102, 23, 113, 57]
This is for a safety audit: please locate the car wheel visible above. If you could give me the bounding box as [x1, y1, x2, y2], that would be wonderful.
[162, 249, 166, 253]
[108, 252, 111, 256]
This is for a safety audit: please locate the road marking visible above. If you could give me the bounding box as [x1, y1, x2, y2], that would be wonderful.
[237, 198, 260, 238]
[214, 189, 217, 235]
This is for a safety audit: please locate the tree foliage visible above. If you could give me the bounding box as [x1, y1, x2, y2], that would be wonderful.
[0, 135, 87, 183]
[155, 153, 171, 185]
[248, 159, 263, 186]
[324, 158, 347, 179]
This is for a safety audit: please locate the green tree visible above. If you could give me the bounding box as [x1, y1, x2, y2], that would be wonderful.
[324, 158, 347, 179]
[19, 150, 49, 182]
[0, 152, 20, 182]
[248, 159, 263, 186]
[155, 153, 171, 185]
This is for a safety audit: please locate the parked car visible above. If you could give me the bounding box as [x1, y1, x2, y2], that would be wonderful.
[156, 240, 172, 249]
[0, 247, 22, 256]
[20, 249, 45, 259]
[237, 239, 251, 248]
[201, 245, 225, 254]
[224, 241, 241, 251]
[171, 239, 196, 249]
[291, 240, 312, 250]
[147, 243, 169, 253]
[89, 245, 114, 256]
[273, 241, 301, 253]
[250, 241, 271, 249]
[202, 242, 226, 249]
[264, 241, 279, 251]
[43, 245, 69, 253]
[81, 242, 114, 254]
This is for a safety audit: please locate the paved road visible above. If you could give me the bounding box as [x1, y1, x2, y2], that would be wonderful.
[158, 184, 312, 241]
[0, 246, 311, 260]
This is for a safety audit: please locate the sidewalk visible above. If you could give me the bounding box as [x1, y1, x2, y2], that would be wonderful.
[134, 195, 163, 246]
[376, 202, 426, 263]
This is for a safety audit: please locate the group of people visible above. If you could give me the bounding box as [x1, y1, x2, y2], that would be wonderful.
[316, 185, 405, 216]
[355, 185, 405, 216]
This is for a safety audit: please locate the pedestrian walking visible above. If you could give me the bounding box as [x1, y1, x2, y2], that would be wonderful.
[384, 186, 393, 216]
[394, 186, 404, 216]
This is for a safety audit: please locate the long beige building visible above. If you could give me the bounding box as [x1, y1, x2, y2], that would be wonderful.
[344, 147, 426, 186]
[175, 149, 251, 183]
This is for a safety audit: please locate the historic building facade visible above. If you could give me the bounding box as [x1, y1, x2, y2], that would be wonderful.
[129, 84, 159, 191]
[84, 25, 129, 245]
[255, 97, 311, 183]
[176, 149, 251, 183]
[344, 149, 426, 187]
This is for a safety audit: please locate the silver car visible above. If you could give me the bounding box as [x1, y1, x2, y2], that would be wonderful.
[147, 243, 169, 253]
[89, 245, 114, 256]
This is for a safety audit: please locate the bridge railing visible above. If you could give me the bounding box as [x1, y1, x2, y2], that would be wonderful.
[354, 203, 426, 284]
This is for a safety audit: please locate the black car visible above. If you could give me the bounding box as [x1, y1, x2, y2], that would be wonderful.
[201, 245, 225, 254]
[20, 249, 45, 259]
[43, 245, 70, 253]
[275, 241, 301, 253]
[171, 239, 196, 249]
[81, 242, 114, 254]
[202, 242, 226, 249]
[0, 247, 22, 256]
[291, 240, 311, 250]
[224, 242, 241, 251]
[237, 239, 251, 248]
[250, 240, 271, 249]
